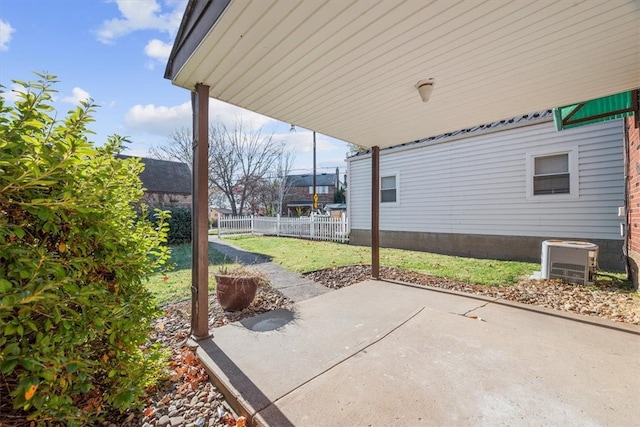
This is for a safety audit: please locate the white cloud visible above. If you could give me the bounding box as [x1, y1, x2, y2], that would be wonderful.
[62, 87, 91, 104]
[144, 38, 173, 68]
[0, 20, 15, 51]
[145, 38, 173, 61]
[96, 0, 186, 44]
[125, 101, 191, 136]
[124, 98, 278, 137]
[208, 99, 276, 131]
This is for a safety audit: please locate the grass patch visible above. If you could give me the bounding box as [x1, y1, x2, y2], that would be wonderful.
[226, 236, 598, 286]
[147, 238, 631, 304]
[146, 244, 234, 305]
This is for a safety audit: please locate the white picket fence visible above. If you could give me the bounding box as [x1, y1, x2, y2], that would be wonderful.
[217, 214, 349, 243]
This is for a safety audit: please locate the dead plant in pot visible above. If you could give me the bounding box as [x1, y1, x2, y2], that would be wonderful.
[214, 265, 267, 311]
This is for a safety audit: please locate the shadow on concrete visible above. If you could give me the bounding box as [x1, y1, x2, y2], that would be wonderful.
[198, 339, 296, 427]
[239, 308, 296, 332]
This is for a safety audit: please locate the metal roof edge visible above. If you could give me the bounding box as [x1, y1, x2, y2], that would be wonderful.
[347, 110, 553, 162]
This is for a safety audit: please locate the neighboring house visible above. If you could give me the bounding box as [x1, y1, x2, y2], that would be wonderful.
[347, 112, 625, 271]
[283, 171, 344, 215]
[118, 155, 192, 209]
[209, 207, 232, 224]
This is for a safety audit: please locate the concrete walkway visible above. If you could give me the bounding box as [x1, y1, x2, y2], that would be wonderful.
[202, 239, 640, 426]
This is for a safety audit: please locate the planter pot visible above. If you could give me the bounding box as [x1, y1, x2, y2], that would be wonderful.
[214, 273, 260, 311]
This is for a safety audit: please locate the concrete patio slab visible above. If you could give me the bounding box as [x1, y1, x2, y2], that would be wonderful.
[197, 280, 640, 426]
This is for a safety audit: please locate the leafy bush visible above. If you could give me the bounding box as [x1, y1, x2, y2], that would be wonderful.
[0, 74, 171, 424]
[147, 207, 191, 245]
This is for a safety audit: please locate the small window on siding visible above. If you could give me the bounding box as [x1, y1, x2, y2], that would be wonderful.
[526, 147, 578, 200]
[533, 154, 569, 195]
[381, 175, 397, 203]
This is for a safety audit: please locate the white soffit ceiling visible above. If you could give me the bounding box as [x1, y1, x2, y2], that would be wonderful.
[172, 0, 640, 148]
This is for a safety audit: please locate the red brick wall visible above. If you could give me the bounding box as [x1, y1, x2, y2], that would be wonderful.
[284, 185, 337, 210]
[625, 116, 640, 288]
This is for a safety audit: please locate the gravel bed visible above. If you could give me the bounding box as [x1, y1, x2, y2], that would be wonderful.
[101, 282, 293, 427]
[304, 265, 640, 325]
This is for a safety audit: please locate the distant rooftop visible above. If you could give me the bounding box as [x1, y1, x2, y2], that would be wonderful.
[286, 173, 338, 187]
[117, 155, 191, 194]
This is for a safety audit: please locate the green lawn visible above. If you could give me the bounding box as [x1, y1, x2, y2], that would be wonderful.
[227, 236, 538, 286]
[147, 237, 628, 305]
[146, 244, 233, 305]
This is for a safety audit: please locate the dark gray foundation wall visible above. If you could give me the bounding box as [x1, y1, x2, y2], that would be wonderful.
[349, 229, 625, 272]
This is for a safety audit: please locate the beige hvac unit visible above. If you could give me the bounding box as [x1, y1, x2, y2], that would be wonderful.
[541, 240, 598, 286]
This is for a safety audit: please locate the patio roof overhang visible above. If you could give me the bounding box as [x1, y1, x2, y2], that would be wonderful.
[165, 0, 640, 149]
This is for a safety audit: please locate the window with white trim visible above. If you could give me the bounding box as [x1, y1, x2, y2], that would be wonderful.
[381, 175, 397, 203]
[526, 148, 578, 199]
[534, 154, 569, 195]
[308, 186, 329, 194]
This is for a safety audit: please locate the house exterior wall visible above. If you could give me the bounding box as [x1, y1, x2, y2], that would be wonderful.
[347, 118, 625, 271]
[285, 186, 337, 205]
[142, 192, 191, 209]
[625, 116, 640, 288]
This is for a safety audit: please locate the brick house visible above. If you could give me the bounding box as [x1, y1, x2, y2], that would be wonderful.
[283, 172, 344, 216]
[624, 115, 640, 288]
[118, 155, 191, 209]
[209, 207, 232, 225]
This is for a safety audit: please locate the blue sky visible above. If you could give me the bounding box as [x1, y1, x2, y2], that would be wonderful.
[0, 0, 350, 175]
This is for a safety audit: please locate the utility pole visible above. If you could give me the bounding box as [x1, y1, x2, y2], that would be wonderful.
[291, 125, 318, 213]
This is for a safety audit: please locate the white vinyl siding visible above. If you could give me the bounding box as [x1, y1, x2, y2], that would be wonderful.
[347, 119, 624, 241]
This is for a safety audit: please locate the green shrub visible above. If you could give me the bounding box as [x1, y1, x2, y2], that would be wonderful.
[147, 207, 191, 245]
[0, 74, 171, 424]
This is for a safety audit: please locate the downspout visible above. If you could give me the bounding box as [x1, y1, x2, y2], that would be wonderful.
[623, 119, 631, 280]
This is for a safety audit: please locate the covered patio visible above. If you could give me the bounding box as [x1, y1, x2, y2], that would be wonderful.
[162, 1, 639, 424]
[164, 0, 639, 340]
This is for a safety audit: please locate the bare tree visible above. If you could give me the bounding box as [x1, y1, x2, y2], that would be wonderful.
[274, 148, 296, 215]
[148, 127, 195, 170]
[148, 125, 224, 205]
[149, 121, 287, 215]
[209, 121, 283, 215]
[347, 142, 368, 156]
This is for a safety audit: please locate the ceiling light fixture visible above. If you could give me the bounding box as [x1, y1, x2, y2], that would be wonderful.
[415, 78, 435, 102]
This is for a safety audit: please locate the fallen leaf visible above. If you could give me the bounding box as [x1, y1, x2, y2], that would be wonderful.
[144, 407, 154, 417]
[236, 416, 247, 427]
[25, 384, 38, 400]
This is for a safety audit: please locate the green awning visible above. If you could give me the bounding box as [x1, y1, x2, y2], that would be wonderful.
[553, 90, 639, 131]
